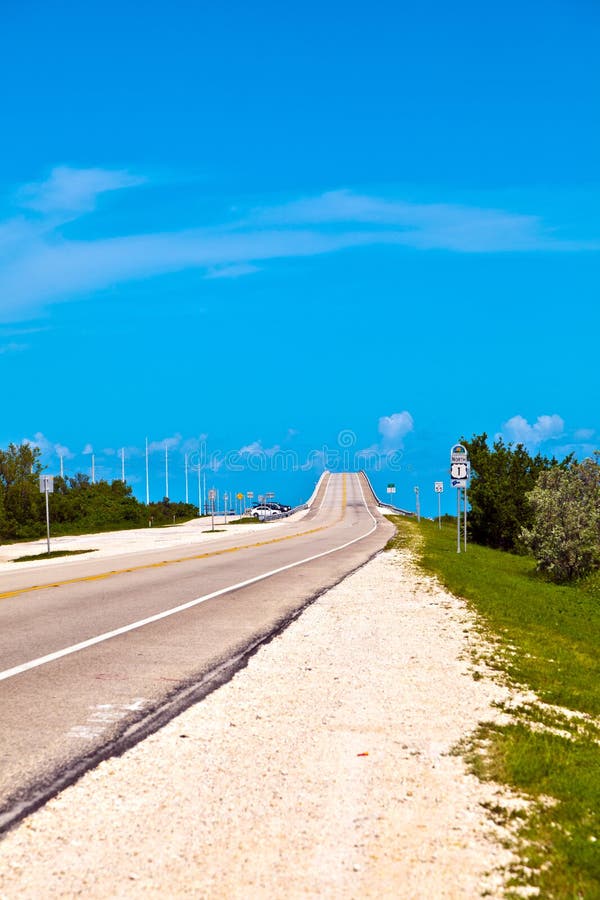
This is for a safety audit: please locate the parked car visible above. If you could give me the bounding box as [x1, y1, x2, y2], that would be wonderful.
[251, 505, 280, 518]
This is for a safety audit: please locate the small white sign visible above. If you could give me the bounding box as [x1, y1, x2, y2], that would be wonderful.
[208, 489, 216, 501]
[434, 481, 444, 493]
[386, 484, 396, 494]
[39, 475, 54, 494]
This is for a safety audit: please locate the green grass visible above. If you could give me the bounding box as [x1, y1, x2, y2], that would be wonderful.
[13, 548, 98, 562]
[226, 517, 261, 524]
[387, 516, 600, 898]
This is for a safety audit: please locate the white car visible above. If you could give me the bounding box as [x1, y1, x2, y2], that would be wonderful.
[251, 505, 280, 518]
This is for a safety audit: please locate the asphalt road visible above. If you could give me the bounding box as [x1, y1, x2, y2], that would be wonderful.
[0, 472, 394, 832]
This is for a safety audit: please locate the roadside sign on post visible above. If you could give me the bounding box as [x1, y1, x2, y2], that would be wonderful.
[450, 444, 469, 488]
[450, 444, 470, 553]
[39, 475, 54, 554]
[434, 481, 443, 528]
[39, 475, 54, 494]
[386, 483, 396, 494]
[208, 488, 216, 531]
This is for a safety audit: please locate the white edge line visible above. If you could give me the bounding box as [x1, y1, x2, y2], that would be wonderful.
[0, 475, 378, 683]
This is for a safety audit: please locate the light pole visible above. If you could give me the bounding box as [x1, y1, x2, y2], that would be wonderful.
[145, 437, 150, 505]
[185, 453, 189, 504]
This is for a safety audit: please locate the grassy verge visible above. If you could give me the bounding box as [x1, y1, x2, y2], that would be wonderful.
[387, 516, 600, 898]
[13, 549, 98, 562]
[226, 517, 261, 525]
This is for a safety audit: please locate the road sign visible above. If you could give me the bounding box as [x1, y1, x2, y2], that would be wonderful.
[451, 444, 468, 464]
[39, 475, 54, 493]
[236, 492, 244, 500]
[386, 483, 396, 494]
[450, 444, 470, 488]
[39, 475, 54, 553]
[434, 482, 444, 493]
[208, 489, 216, 501]
[247, 491, 254, 499]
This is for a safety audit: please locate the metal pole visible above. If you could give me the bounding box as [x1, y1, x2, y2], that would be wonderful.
[91, 454, 95, 484]
[457, 488, 461, 553]
[211, 496, 215, 532]
[463, 487, 468, 551]
[121, 448, 125, 483]
[165, 443, 169, 500]
[145, 437, 150, 505]
[438, 491, 441, 529]
[197, 464, 201, 516]
[45, 488, 51, 554]
[185, 453, 189, 504]
[59, 455, 64, 479]
[224, 494, 228, 525]
[203, 472, 206, 516]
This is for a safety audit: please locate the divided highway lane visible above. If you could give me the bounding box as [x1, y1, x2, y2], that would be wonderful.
[0, 473, 394, 831]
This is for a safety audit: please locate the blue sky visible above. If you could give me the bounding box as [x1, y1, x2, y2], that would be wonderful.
[1, 0, 599, 514]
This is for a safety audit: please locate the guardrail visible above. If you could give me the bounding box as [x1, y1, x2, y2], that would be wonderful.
[359, 470, 415, 517]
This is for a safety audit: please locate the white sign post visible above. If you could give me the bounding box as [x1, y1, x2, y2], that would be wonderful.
[434, 481, 444, 529]
[208, 488, 216, 531]
[39, 475, 54, 554]
[414, 486, 420, 522]
[450, 444, 470, 553]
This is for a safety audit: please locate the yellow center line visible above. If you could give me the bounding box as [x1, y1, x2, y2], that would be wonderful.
[0, 473, 350, 601]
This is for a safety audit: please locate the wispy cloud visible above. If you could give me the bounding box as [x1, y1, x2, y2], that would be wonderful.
[1, 171, 598, 322]
[18, 166, 144, 216]
[205, 263, 260, 279]
[0, 341, 28, 354]
[148, 434, 182, 453]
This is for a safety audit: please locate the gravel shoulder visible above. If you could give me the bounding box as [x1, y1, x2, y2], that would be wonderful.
[0, 545, 519, 898]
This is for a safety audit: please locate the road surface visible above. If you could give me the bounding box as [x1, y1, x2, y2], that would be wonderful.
[0, 472, 394, 832]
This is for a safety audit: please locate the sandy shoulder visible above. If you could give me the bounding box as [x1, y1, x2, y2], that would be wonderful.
[0, 547, 518, 898]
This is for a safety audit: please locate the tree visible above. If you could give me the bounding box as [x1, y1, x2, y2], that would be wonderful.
[462, 433, 569, 552]
[522, 455, 600, 582]
[0, 443, 44, 539]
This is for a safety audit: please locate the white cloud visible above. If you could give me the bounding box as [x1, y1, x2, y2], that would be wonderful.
[1, 172, 598, 322]
[82, 443, 94, 454]
[574, 428, 595, 441]
[501, 414, 565, 447]
[378, 411, 414, 449]
[18, 166, 144, 215]
[148, 434, 182, 453]
[252, 190, 594, 253]
[205, 263, 260, 279]
[239, 440, 281, 457]
[23, 431, 73, 458]
[0, 342, 27, 354]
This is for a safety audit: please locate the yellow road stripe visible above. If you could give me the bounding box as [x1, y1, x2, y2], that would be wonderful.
[0, 473, 350, 602]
